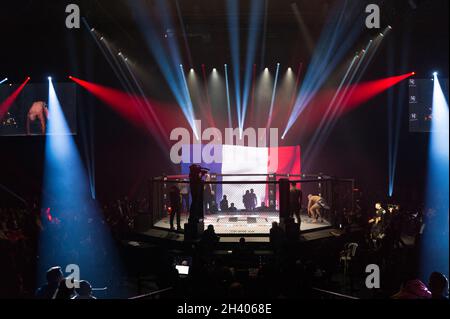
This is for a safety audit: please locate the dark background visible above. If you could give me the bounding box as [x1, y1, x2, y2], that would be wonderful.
[0, 0, 448, 207]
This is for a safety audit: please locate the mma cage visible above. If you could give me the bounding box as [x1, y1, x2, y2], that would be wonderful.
[147, 174, 355, 235]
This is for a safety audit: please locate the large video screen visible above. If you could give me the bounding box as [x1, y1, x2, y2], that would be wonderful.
[409, 78, 449, 132]
[0, 83, 77, 136]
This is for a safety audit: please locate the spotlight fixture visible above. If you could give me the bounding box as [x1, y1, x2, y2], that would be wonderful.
[90, 28, 95, 32]
[213, 68, 217, 72]
[433, 71, 438, 76]
[100, 37, 104, 41]
[190, 68, 194, 72]
[379, 33, 384, 37]
[388, 25, 392, 29]
[264, 67, 268, 71]
[48, 76, 52, 81]
[118, 52, 122, 56]
[412, 72, 416, 75]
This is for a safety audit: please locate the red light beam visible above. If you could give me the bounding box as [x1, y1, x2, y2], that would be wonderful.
[0, 77, 30, 120]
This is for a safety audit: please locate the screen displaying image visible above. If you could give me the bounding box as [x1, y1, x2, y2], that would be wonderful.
[0, 83, 77, 136]
[409, 78, 449, 132]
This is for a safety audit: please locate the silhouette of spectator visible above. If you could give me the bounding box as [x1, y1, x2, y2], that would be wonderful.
[35, 266, 64, 299]
[72, 280, 96, 299]
[243, 190, 251, 210]
[220, 195, 229, 211]
[249, 189, 257, 210]
[200, 225, 220, 255]
[233, 238, 252, 259]
[55, 278, 76, 299]
[428, 272, 449, 299]
[229, 203, 237, 211]
[269, 222, 286, 252]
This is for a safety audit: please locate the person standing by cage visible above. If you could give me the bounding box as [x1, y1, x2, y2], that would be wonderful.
[289, 182, 302, 225]
[169, 184, 182, 231]
[179, 179, 190, 214]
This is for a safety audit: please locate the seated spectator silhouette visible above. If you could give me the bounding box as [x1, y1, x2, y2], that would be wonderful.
[428, 272, 449, 299]
[220, 195, 229, 211]
[257, 202, 270, 212]
[35, 266, 64, 299]
[233, 237, 253, 268]
[200, 225, 220, 255]
[55, 277, 76, 299]
[229, 203, 237, 211]
[71, 280, 97, 299]
[269, 221, 286, 252]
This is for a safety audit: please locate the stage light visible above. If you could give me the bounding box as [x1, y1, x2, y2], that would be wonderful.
[118, 52, 122, 56]
[90, 28, 95, 32]
[213, 68, 217, 72]
[264, 68, 268, 71]
[0, 77, 7, 85]
[388, 25, 392, 29]
[379, 33, 384, 37]
[47, 76, 52, 81]
[190, 68, 194, 72]
[100, 37, 104, 41]
[412, 72, 416, 75]
[433, 71, 438, 76]
[288, 67, 292, 71]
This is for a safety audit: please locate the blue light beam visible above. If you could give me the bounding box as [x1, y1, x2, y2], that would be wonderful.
[39, 79, 123, 296]
[421, 73, 449, 280]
